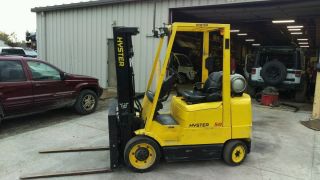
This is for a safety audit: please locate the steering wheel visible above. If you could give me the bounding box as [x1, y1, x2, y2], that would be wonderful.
[167, 68, 182, 95]
[168, 68, 182, 79]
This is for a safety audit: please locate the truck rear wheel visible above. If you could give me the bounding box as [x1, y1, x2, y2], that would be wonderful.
[74, 90, 98, 115]
[223, 140, 248, 166]
[124, 136, 160, 173]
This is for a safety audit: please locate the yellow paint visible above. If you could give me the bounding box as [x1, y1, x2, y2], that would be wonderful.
[141, 96, 153, 122]
[128, 143, 156, 170]
[137, 94, 251, 146]
[116, 37, 125, 67]
[232, 145, 246, 163]
[202, 32, 209, 82]
[145, 28, 177, 130]
[312, 72, 320, 119]
[231, 94, 252, 139]
[222, 26, 231, 128]
[145, 37, 164, 91]
[138, 22, 251, 150]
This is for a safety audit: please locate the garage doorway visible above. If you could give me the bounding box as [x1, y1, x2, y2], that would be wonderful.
[107, 39, 117, 87]
[169, 0, 320, 106]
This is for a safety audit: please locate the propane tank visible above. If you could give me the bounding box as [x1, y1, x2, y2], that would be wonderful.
[230, 74, 247, 96]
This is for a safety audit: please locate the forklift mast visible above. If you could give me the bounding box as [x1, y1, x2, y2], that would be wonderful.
[108, 27, 140, 169]
[113, 27, 139, 114]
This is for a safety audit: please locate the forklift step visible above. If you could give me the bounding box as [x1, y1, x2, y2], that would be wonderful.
[155, 114, 178, 125]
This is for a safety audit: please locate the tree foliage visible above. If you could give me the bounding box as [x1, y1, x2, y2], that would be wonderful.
[0, 31, 19, 47]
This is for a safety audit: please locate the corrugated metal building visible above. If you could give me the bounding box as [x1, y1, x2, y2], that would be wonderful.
[31, 0, 264, 91]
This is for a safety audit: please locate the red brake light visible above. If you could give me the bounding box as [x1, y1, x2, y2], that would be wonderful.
[295, 71, 301, 77]
[251, 68, 256, 74]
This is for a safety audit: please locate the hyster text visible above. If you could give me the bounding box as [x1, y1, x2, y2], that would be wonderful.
[189, 123, 209, 128]
[117, 37, 125, 67]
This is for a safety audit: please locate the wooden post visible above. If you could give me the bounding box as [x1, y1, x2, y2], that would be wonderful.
[312, 63, 320, 120]
[312, 18, 320, 120]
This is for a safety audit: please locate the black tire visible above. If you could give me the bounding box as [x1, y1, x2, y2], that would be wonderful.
[74, 89, 98, 115]
[0, 104, 4, 126]
[223, 140, 248, 166]
[124, 136, 161, 173]
[261, 60, 287, 86]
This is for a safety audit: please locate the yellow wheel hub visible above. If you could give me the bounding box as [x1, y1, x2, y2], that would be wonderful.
[128, 143, 156, 170]
[231, 145, 245, 163]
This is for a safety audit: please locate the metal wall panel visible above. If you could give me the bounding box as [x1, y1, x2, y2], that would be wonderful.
[36, 0, 264, 90]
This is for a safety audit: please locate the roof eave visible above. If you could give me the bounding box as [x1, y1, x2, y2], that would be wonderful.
[31, 0, 139, 13]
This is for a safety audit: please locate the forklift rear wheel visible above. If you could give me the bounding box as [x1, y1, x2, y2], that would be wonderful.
[124, 136, 160, 172]
[223, 140, 247, 166]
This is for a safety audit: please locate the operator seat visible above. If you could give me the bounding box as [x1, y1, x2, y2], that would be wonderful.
[179, 72, 222, 104]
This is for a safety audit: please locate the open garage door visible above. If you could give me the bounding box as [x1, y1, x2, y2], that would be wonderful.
[170, 0, 320, 104]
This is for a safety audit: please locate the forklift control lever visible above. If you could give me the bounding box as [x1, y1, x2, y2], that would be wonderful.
[152, 26, 169, 38]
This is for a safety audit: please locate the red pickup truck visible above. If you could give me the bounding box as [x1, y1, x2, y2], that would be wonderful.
[0, 56, 103, 124]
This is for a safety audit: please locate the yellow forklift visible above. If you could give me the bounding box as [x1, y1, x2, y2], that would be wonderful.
[19, 23, 252, 179]
[108, 22, 252, 172]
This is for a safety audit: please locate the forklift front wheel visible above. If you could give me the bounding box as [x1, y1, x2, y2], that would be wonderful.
[223, 140, 248, 166]
[124, 136, 160, 173]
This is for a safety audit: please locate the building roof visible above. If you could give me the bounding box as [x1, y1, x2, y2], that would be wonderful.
[31, 0, 141, 13]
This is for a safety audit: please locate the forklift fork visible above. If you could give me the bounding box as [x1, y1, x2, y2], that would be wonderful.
[20, 168, 112, 179]
[19, 146, 112, 179]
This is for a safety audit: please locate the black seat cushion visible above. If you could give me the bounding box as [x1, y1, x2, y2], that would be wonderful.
[155, 114, 178, 125]
[202, 71, 222, 93]
[180, 72, 222, 104]
[180, 90, 206, 103]
[206, 92, 222, 102]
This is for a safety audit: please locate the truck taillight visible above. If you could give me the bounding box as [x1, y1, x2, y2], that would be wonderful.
[295, 71, 301, 77]
[251, 68, 256, 74]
